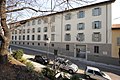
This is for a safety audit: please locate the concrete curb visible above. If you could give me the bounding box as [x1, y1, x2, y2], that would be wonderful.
[11, 44, 120, 72]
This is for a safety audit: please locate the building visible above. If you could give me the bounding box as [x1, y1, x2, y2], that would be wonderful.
[10, 0, 115, 59]
[112, 24, 120, 58]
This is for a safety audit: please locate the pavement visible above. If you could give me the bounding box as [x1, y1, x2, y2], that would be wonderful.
[11, 44, 120, 72]
[22, 54, 46, 71]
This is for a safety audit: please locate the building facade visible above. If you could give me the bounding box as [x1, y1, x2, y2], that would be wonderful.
[10, 0, 115, 59]
[112, 24, 120, 58]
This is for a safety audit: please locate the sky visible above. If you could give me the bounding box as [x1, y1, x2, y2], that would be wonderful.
[112, 0, 120, 24]
[9, 0, 120, 24]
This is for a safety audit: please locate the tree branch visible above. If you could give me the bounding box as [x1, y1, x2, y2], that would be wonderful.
[6, 7, 57, 13]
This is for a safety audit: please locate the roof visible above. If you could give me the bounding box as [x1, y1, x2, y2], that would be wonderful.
[112, 24, 120, 30]
[9, 0, 116, 25]
[87, 66, 100, 71]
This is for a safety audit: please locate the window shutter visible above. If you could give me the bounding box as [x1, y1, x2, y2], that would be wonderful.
[77, 12, 79, 18]
[99, 21, 101, 29]
[92, 33, 95, 41]
[98, 8, 101, 15]
[98, 33, 101, 42]
[92, 22, 95, 29]
[92, 9, 95, 16]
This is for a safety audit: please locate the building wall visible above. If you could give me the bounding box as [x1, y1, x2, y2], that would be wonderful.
[112, 29, 120, 58]
[11, 2, 113, 57]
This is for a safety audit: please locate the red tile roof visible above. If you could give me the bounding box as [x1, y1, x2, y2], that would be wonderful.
[112, 24, 120, 30]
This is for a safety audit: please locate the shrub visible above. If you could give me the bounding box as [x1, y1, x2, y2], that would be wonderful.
[13, 49, 24, 60]
[41, 67, 55, 79]
[26, 61, 35, 72]
[19, 58, 27, 64]
[70, 74, 80, 80]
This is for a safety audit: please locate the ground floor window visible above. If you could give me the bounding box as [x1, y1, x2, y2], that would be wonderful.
[94, 46, 99, 53]
[66, 45, 69, 50]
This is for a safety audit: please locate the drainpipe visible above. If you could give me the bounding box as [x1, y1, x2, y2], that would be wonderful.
[106, 4, 108, 44]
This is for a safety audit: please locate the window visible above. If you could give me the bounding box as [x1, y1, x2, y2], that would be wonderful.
[32, 35, 35, 40]
[23, 35, 25, 40]
[27, 35, 30, 40]
[76, 33, 85, 41]
[44, 27, 47, 32]
[92, 21, 101, 29]
[12, 31, 14, 34]
[14, 36, 16, 40]
[12, 36, 14, 40]
[32, 28, 35, 33]
[77, 23, 85, 30]
[43, 17, 48, 23]
[44, 43, 47, 46]
[15, 30, 17, 34]
[37, 43, 40, 46]
[32, 43, 34, 45]
[65, 33, 71, 41]
[65, 24, 71, 31]
[65, 13, 71, 20]
[51, 44, 54, 47]
[94, 46, 99, 53]
[27, 21, 30, 26]
[51, 34, 55, 41]
[32, 20, 36, 25]
[66, 45, 69, 50]
[27, 29, 30, 33]
[23, 29, 25, 33]
[92, 32, 101, 42]
[19, 36, 21, 40]
[19, 30, 21, 34]
[77, 11, 85, 18]
[37, 35, 41, 40]
[27, 42, 29, 45]
[37, 27, 41, 33]
[51, 26, 55, 32]
[92, 7, 101, 16]
[43, 34, 48, 40]
[38, 19, 41, 24]
[117, 37, 120, 45]
[51, 16, 55, 22]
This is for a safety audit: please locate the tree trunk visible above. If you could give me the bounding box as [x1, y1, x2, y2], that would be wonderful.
[0, 0, 11, 64]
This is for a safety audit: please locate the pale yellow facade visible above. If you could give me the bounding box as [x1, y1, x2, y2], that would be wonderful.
[112, 24, 120, 58]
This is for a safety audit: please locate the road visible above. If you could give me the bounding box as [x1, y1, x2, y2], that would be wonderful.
[11, 45, 120, 80]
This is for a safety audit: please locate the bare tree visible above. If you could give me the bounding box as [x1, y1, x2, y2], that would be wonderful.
[0, 0, 96, 64]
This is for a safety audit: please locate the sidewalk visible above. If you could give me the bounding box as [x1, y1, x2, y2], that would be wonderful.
[22, 54, 46, 71]
[11, 44, 120, 73]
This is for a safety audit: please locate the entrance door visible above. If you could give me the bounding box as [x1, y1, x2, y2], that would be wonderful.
[76, 45, 86, 58]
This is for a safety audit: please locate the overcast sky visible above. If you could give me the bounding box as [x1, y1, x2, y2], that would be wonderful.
[10, 0, 119, 24]
[112, 0, 120, 24]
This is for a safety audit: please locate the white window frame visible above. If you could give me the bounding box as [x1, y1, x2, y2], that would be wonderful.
[92, 21, 101, 29]
[65, 33, 71, 41]
[77, 23, 85, 30]
[76, 33, 85, 41]
[65, 24, 71, 31]
[51, 34, 55, 41]
[77, 11, 85, 18]
[92, 32, 101, 42]
[37, 27, 41, 33]
[32, 20, 36, 25]
[117, 37, 120, 45]
[65, 13, 71, 20]
[92, 7, 101, 16]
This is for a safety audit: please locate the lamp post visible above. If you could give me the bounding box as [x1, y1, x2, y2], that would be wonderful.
[46, 37, 50, 58]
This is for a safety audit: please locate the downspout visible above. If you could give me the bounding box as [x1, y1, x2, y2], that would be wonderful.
[106, 4, 108, 44]
[61, 13, 63, 43]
